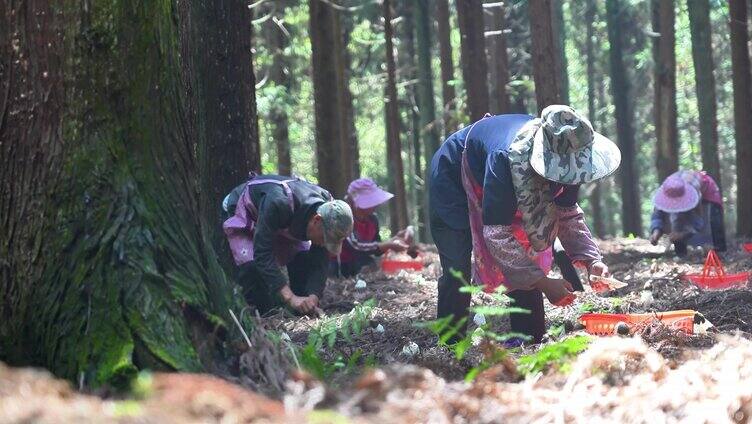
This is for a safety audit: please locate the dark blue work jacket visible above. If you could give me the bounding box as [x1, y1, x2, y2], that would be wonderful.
[428, 114, 580, 230]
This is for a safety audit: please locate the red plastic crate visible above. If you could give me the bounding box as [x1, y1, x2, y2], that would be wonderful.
[381, 256, 424, 274]
[684, 250, 749, 290]
[580, 310, 696, 336]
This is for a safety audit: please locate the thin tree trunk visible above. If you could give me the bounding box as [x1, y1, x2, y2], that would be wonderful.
[528, 0, 564, 112]
[309, 0, 350, 197]
[383, 0, 409, 233]
[652, 0, 679, 182]
[507, 2, 534, 114]
[687, 0, 721, 190]
[266, 6, 292, 175]
[341, 17, 360, 178]
[596, 59, 616, 237]
[456, 0, 490, 120]
[606, 0, 642, 236]
[585, 0, 605, 238]
[436, 0, 458, 136]
[490, 3, 512, 114]
[552, 0, 570, 104]
[397, 0, 422, 237]
[730, 0, 752, 237]
[415, 0, 439, 241]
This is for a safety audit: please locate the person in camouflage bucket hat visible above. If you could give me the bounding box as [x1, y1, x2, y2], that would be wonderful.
[429, 107, 618, 345]
[222, 174, 353, 316]
[318, 199, 355, 256]
[529, 105, 621, 184]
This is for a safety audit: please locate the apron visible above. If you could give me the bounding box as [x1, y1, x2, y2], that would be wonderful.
[223, 177, 311, 266]
[460, 119, 553, 293]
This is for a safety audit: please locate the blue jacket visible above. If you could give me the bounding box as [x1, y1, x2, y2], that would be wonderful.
[429, 114, 579, 230]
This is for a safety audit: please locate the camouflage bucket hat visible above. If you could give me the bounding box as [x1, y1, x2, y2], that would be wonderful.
[529, 105, 621, 185]
[318, 200, 354, 256]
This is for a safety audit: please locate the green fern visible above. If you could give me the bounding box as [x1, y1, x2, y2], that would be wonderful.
[517, 335, 592, 376]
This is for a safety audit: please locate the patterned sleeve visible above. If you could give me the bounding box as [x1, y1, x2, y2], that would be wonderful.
[556, 204, 602, 267]
[344, 232, 381, 255]
[483, 224, 544, 290]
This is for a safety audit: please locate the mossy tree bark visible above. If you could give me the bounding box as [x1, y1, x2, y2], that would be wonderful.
[1, 0, 255, 387]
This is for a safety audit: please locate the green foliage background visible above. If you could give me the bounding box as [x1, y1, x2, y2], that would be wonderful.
[254, 0, 740, 235]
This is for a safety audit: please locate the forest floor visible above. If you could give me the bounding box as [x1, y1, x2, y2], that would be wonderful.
[3, 238, 752, 423]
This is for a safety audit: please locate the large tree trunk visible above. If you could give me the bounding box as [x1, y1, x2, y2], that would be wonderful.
[1, 0, 254, 387]
[651, 0, 679, 183]
[309, 0, 351, 197]
[383, 0, 409, 233]
[436, 0, 458, 136]
[528, 0, 564, 112]
[265, 5, 292, 175]
[687, 0, 721, 190]
[489, 3, 512, 114]
[730, 0, 752, 237]
[415, 0, 439, 241]
[606, 0, 642, 236]
[584, 0, 606, 238]
[193, 0, 261, 269]
[456, 0, 490, 120]
[552, 0, 570, 104]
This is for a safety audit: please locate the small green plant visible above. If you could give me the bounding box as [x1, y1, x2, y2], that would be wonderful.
[299, 300, 377, 379]
[307, 299, 375, 350]
[610, 297, 625, 308]
[416, 269, 529, 380]
[517, 335, 592, 376]
[578, 301, 597, 313]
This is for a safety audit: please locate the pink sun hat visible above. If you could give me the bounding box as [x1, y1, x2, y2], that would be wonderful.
[653, 173, 701, 213]
[347, 178, 394, 209]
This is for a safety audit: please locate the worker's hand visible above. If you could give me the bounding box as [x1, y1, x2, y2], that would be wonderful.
[380, 238, 408, 253]
[588, 261, 610, 278]
[288, 294, 318, 315]
[650, 229, 662, 245]
[279, 285, 317, 315]
[534, 277, 574, 305]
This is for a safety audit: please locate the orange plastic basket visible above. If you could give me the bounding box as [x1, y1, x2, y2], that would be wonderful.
[684, 250, 749, 290]
[743, 243, 752, 253]
[579, 310, 696, 336]
[381, 256, 424, 274]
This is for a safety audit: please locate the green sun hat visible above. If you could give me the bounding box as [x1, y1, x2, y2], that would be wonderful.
[318, 200, 353, 255]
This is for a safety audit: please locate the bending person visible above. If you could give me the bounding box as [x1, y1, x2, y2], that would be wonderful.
[428, 106, 620, 344]
[650, 170, 726, 256]
[222, 174, 353, 315]
[331, 177, 410, 277]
